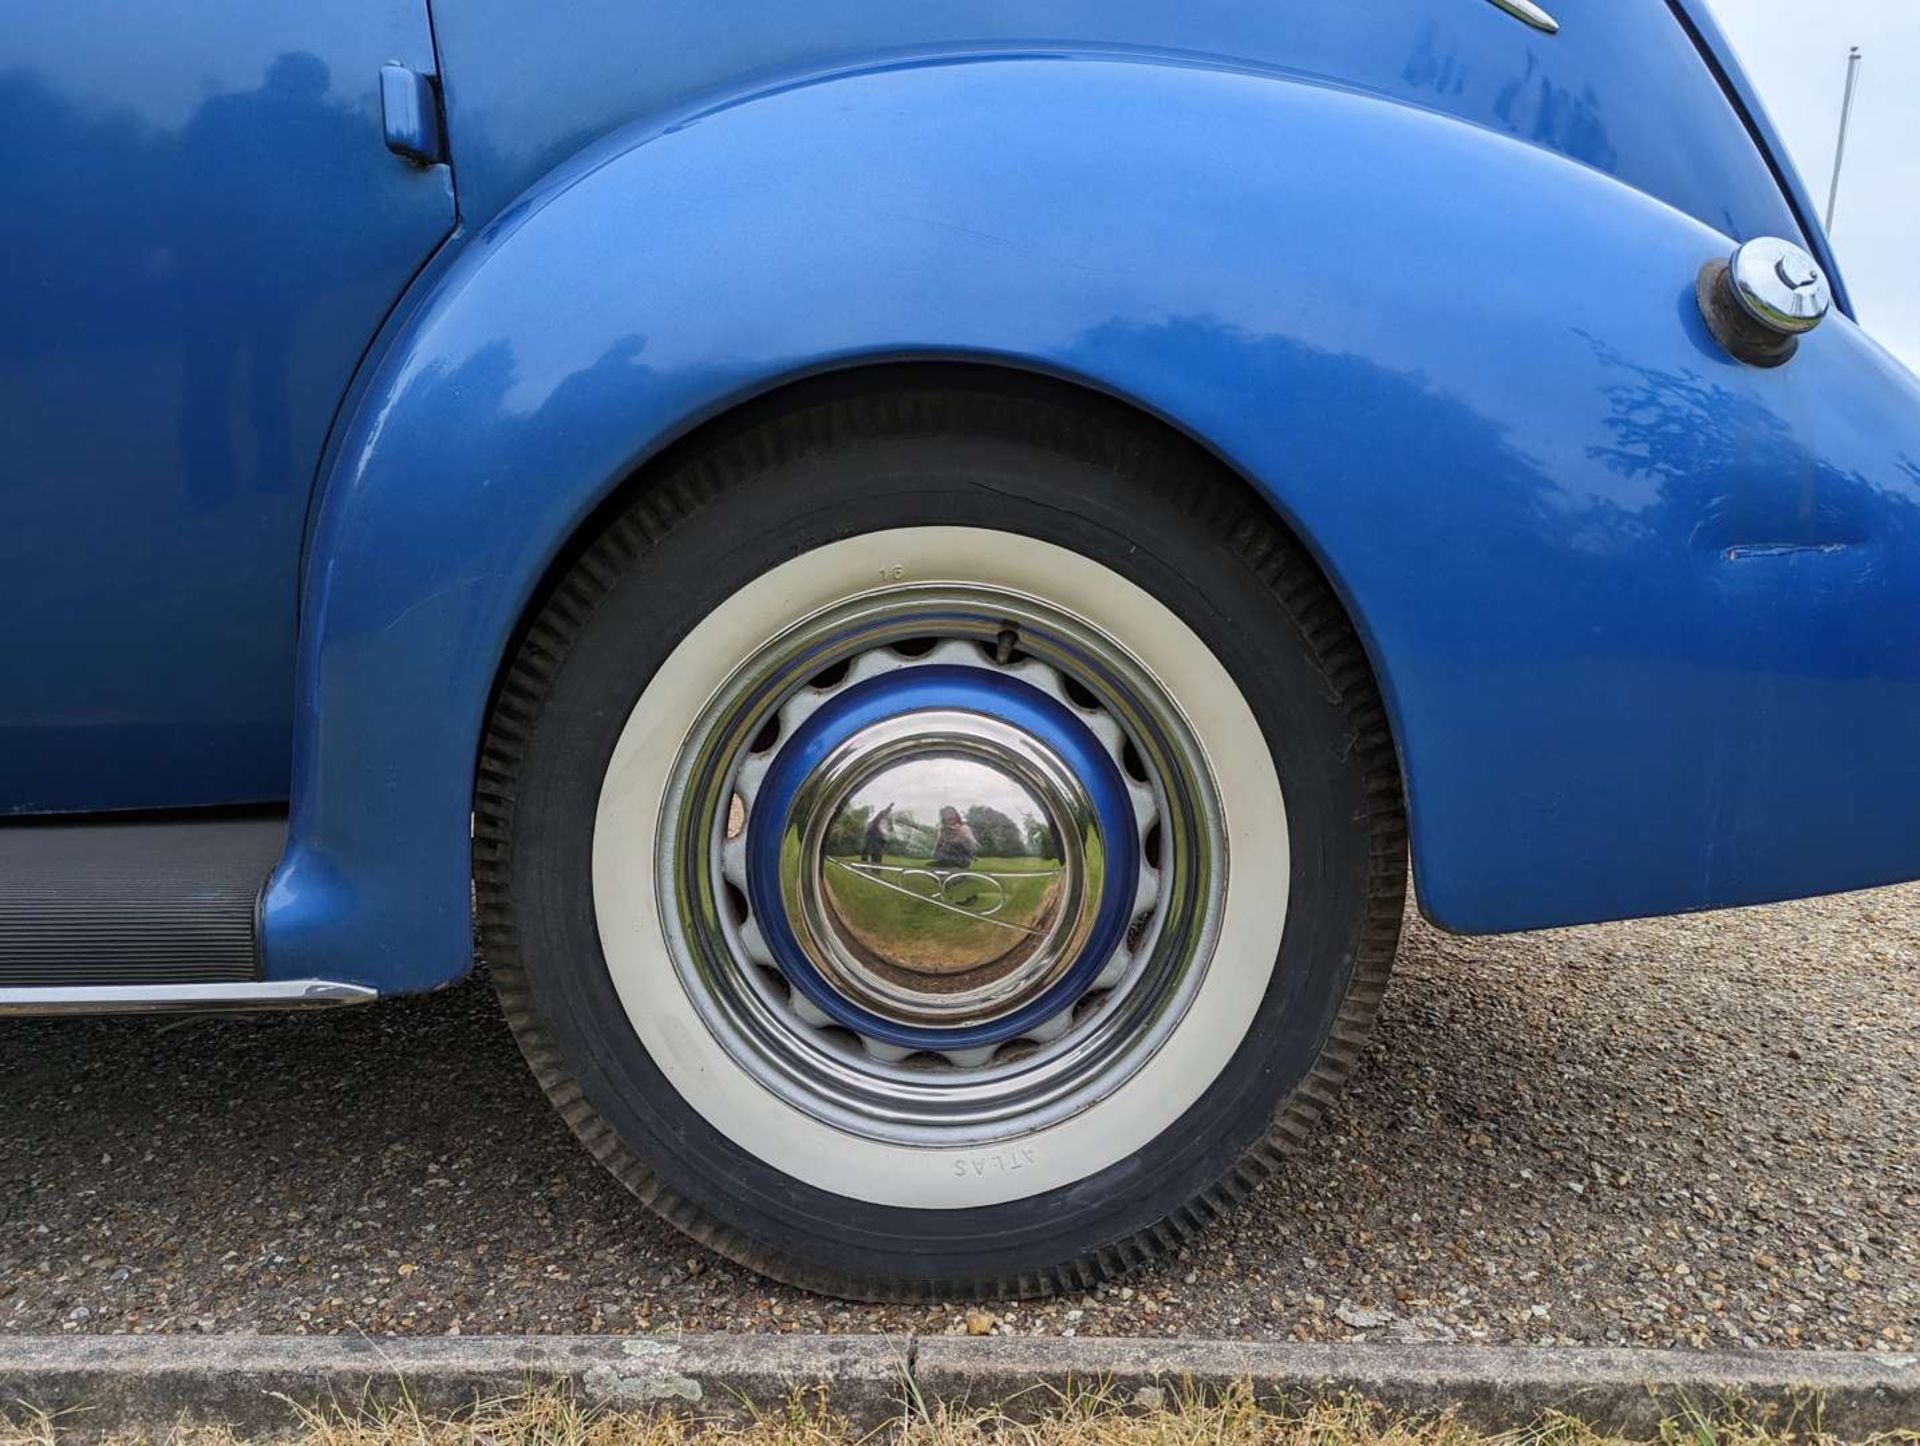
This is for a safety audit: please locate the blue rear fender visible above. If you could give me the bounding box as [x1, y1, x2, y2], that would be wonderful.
[265, 54, 1920, 993]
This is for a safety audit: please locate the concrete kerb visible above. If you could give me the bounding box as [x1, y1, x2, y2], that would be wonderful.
[0, 1333, 1914, 1439]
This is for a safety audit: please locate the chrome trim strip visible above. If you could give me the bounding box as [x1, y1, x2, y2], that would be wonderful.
[0, 980, 377, 1016]
[1486, 0, 1559, 33]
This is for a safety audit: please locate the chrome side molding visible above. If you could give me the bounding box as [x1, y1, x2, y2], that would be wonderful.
[0, 979, 376, 1017]
[1485, 0, 1559, 33]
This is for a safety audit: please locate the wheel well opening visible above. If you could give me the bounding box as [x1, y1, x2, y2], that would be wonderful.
[483, 358, 1405, 832]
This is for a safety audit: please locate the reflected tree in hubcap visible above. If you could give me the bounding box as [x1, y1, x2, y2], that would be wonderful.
[659, 586, 1227, 1145]
[782, 711, 1107, 1030]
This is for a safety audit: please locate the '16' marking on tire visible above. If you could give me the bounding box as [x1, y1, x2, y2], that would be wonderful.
[879, 564, 906, 581]
[953, 1146, 1037, 1177]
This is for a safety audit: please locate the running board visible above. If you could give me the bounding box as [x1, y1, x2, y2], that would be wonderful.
[0, 811, 328, 1008]
[0, 979, 374, 1016]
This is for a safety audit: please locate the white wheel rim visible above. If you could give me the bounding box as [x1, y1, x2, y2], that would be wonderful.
[593, 527, 1288, 1208]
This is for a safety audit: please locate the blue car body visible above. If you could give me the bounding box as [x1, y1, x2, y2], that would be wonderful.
[4, 1, 1916, 995]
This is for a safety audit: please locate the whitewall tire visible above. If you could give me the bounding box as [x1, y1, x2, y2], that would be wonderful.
[476, 375, 1405, 1299]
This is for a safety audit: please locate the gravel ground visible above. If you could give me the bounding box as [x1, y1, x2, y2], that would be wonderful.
[2, 887, 1914, 1350]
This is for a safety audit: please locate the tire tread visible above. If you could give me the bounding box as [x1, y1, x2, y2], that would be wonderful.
[474, 383, 1406, 1301]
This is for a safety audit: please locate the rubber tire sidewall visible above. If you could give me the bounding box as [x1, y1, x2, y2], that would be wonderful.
[491, 418, 1384, 1295]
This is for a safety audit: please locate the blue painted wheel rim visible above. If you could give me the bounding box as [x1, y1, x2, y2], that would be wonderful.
[744, 666, 1139, 1051]
[655, 580, 1232, 1145]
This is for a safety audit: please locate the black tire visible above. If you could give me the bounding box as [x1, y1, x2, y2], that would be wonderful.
[474, 375, 1405, 1300]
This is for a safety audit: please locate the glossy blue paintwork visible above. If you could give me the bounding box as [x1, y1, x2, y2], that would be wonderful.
[0, 3, 453, 813]
[429, 0, 1819, 276]
[7, 1, 1908, 991]
[1669, 0, 1852, 318]
[745, 668, 1140, 1051]
[264, 54, 1920, 991]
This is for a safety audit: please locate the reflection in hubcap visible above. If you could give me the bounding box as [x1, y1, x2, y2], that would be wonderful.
[779, 712, 1104, 1029]
[660, 586, 1226, 1143]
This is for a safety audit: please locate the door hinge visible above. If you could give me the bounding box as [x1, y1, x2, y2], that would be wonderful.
[380, 63, 446, 167]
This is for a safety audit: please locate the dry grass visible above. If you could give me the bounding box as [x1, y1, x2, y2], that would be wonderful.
[3, 1381, 1914, 1446]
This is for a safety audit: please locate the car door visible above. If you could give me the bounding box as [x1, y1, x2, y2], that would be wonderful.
[0, 3, 454, 813]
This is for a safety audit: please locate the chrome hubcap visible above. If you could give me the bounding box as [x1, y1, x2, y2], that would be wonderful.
[780, 711, 1106, 1029]
[658, 584, 1226, 1145]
